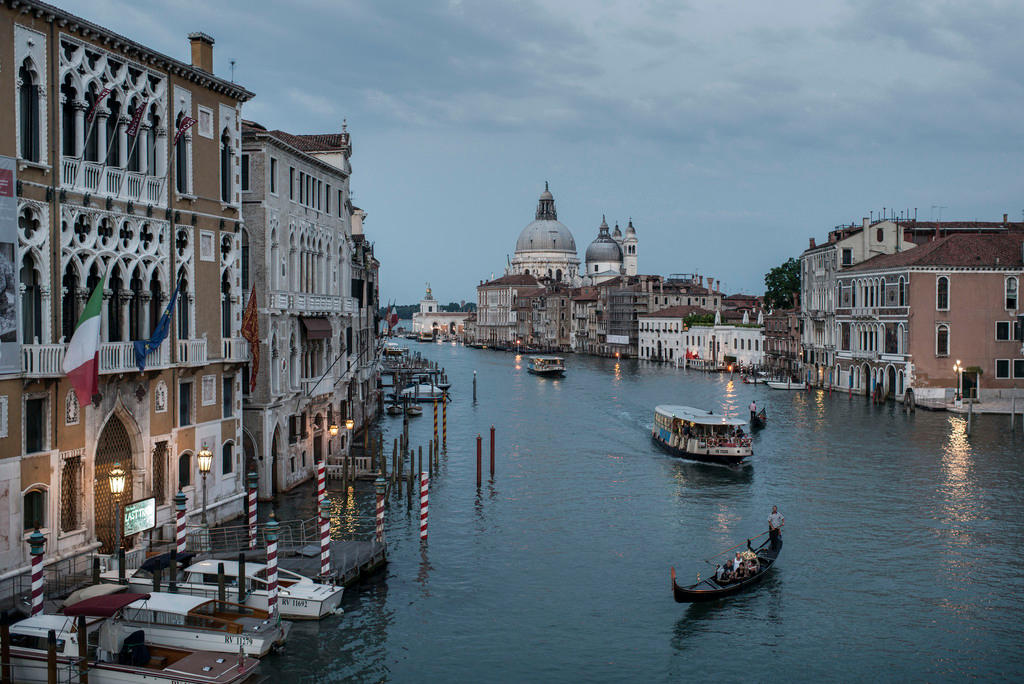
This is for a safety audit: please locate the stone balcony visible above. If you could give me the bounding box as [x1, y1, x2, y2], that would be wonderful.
[21, 339, 171, 377]
[61, 158, 166, 206]
[222, 337, 250, 363]
[177, 339, 208, 366]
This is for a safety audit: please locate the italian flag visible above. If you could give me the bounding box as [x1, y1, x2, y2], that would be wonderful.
[63, 278, 104, 406]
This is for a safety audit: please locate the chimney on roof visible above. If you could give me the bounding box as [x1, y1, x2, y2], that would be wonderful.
[862, 218, 869, 230]
[809, 237, 816, 249]
[188, 32, 215, 73]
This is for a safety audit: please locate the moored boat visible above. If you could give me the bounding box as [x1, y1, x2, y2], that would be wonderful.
[111, 592, 290, 657]
[406, 404, 423, 416]
[527, 356, 566, 377]
[766, 379, 803, 390]
[651, 405, 751, 465]
[398, 383, 446, 401]
[670, 536, 782, 602]
[386, 404, 403, 416]
[108, 560, 343, 620]
[8, 596, 260, 683]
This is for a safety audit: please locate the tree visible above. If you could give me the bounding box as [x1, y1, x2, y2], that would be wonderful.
[764, 258, 801, 310]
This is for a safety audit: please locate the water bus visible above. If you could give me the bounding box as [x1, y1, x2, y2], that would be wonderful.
[382, 342, 408, 359]
[651, 405, 752, 465]
[527, 356, 566, 377]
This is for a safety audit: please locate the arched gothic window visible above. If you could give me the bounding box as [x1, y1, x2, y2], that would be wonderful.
[23, 489, 45, 530]
[936, 324, 949, 357]
[222, 441, 234, 475]
[241, 230, 250, 293]
[105, 94, 121, 167]
[898, 276, 906, 307]
[177, 274, 190, 339]
[220, 128, 232, 202]
[175, 112, 189, 194]
[21, 257, 43, 344]
[178, 452, 192, 488]
[18, 60, 40, 162]
[1006, 276, 1018, 310]
[221, 271, 232, 338]
[61, 76, 78, 156]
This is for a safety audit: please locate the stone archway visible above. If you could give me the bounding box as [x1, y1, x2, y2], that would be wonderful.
[862, 363, 871, 397]
[94, 415, 135, 553]
[886, 365, 896, 400]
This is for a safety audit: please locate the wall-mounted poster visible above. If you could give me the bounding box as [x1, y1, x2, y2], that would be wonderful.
[0, 156, 20, 373]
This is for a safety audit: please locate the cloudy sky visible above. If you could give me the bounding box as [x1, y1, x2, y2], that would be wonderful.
[61, 0, 1024, 303]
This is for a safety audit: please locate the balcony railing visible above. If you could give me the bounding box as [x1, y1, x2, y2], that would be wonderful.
[99, 340, 170, 373]
[222, 337, 250, 362]
[177, 339, 208, 366]
[61, 157, 166, 205]
[22, 344, 65, 377]
[302, 377, 331, 396]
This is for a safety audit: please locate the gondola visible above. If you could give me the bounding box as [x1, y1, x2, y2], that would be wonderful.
[750, 408, 767, 429]
[670, 536, 782, 602]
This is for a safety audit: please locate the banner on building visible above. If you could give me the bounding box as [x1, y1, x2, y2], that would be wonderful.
[0, 156, 20, 374]
[607, 334, 629, 346]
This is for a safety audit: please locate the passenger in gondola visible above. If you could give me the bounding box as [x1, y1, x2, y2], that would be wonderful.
[715, 563, 725, 582]
[732, 552, 744, 579]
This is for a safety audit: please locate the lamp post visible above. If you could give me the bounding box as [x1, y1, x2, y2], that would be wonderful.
[108, 462, 126, 575]
[197, 447, 213, 525]
[953, 359, 963, 406]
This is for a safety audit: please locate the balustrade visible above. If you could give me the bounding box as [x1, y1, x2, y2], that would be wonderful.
[177, 338, 208, 366]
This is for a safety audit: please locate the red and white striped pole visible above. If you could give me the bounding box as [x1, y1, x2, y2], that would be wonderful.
[419, 473, 429, 541]
[174, 489, 188, 555]
[265, 514, 279, 618]
[317, 459, 326, 505]
[247, 471, 258, 550]
[319, 498, 331, 580]
[374, 476, 386, 544]
[28, 529, 46, 616]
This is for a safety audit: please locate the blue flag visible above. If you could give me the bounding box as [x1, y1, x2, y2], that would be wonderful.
[134, 278, 182, 372]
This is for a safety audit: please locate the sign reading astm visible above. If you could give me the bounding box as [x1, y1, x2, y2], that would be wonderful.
[123, 497, 156, 537]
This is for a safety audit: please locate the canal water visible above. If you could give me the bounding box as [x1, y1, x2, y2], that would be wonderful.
[260, 343, 1024, 682]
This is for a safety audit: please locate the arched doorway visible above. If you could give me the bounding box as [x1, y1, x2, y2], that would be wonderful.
[242, 429, 258, 478]
[861, 363, 871, 397]
[886, 365, 896, 400]
[94, 415, 135, 553]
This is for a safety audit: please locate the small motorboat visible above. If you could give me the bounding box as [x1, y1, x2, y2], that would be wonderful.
[406, 404, 423, 416]
[9, 597, 260, 682]
[399, 383, 446, 401]
[766, 379, 803, 390]
[750, 408, 767, 429]
[386, 404, 403, 416]
[670, 536, 782, 602]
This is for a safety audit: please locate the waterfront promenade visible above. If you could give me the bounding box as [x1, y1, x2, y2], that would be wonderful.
[261, 342, 1024, 681]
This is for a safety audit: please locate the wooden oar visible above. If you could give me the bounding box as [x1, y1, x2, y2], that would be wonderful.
[702, 531, 769, 564]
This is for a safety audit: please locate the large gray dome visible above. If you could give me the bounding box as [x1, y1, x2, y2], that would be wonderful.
[514, 185, 577, 254]
[585, 216, 623, 263]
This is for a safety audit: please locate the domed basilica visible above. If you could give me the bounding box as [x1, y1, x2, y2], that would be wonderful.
[508, 184, 638, 285]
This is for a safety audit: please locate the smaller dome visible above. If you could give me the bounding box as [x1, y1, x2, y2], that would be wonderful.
[585, 215, 623, 264]
[625, 218, 636, 237]
[539, 180, 553, 201]
[612, 222, 622, 239]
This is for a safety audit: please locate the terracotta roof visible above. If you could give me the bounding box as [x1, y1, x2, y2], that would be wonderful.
[847, 233, 1024, 272]
[243, 121, 350, 152]
[640, 305, 705, 319]
[517, 287, 548, 298]
[572, 293, 598, 302]
[480, 274, 539, 287]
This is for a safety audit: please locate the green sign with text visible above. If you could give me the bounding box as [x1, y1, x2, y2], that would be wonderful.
[123, 497, 156, 537]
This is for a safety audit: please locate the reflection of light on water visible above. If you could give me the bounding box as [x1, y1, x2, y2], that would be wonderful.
[613, 362, 622, 382]
[333, 486, 361, 537]
[940, 416, 974, 528]
[721, 379, 738, 419]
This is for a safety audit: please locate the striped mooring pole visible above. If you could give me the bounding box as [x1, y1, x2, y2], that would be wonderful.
[28, 529, 46, 616]
[175, 489, 188, 555]
[375, 476, 386, 543]
[265, 513, 279, 617]
[319, 498, 331, 580]
[419, 473, 429, 541]
[442, 395, 447, 450]
[316, 459, 326, 505]
[247, 471, 258, 550]
[433, 400, 439, 446]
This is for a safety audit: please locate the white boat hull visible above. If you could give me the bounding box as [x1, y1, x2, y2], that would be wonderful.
[118, 578, 343, 620]
[7, 648, 258, 683]
[766, 381, 804, 390]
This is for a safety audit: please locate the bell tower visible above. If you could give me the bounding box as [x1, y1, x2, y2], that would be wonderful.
[622, 218, 639, 276]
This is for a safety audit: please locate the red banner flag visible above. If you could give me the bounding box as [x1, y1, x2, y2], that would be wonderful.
[126, 99, 149, 137]
[173, 116, 197, 146]
[85, 87, 112, 123]
[240, 283, 260, 393]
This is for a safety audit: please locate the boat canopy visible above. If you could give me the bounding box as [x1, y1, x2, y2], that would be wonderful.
[185, 559, 268, 577]
[529, 356, 564, 362]
[655, 405, 747, 427]
[64, 592, 151, 617]
[10, 615, 74, 637]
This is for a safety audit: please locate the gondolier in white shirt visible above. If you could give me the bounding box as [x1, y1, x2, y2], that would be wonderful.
[749, 400, 757, 422]
[768, 505, 784, 550]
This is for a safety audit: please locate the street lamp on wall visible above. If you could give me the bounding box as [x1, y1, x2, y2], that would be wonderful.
[329, 424, 339, 436]
[953, 359, 963, 402]
[345, 418, 354, 431]
[197, 447, 213, 525]
[108, 462, 126, 574]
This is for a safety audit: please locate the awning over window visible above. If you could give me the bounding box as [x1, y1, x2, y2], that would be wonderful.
[301, 317, 332, 339]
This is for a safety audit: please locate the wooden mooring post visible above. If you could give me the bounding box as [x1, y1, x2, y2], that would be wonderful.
[490, 425, 495, 477]
[476, 434, 482, 488]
